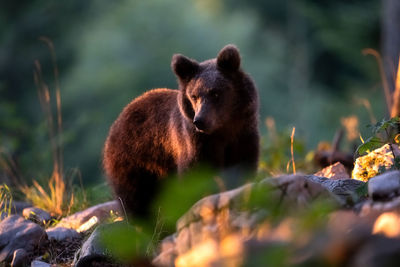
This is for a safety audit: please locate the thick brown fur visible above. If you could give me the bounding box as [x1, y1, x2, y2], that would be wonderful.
[103, 45, 259, 217]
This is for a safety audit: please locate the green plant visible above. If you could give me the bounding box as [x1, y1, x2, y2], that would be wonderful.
[259, 118, 314, 177]
[356, 117, 400, 158]
[0, 183, 13, 220]
[353, 117, 400, 181]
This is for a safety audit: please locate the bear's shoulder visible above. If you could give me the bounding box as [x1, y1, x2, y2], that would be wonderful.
[135, 88, 178, 101]
[125, 88, 178, 109]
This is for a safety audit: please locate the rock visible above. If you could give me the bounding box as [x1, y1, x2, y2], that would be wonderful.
[176, 184, 252, 231]
[55, 200, 122, 232]
[153, 173, 373, 267]
[177, 174, 336, 233]
[156, 174, 337, 266]
[328, 210, 375, 235]
[11, 248, 28, 267]
[314, 162, 350, 179]
[350, 236, 400, 267]
[2, 201, 32, 214]
[372, 212, 400, 238]
[265, 174, 330, 206]
[73, 222, 153, 266]
[30, 260, 51, 267]
[22, 207, 52, 225]
[46, 227, 80, 242]
[368, 171, 400, 200]
[0, 215, 47, 264]
[290, 211, 376, 267]
[359, 196, 400, 215]
[352, 144, 400, 182]
[0, 201, 32, 220]
[305, 175, 366, 205]
[73, 224, 114, 267]
[175, 227, 191, 256]
[152, 236, 177, 267]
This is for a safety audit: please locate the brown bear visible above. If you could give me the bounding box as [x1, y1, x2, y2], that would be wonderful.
[103, 45, 259, 217]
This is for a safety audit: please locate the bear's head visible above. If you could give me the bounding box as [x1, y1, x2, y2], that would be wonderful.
[172, 45, 257, 135]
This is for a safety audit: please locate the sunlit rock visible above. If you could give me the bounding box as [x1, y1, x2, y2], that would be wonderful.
[372, 212, 400, 238]
[352, 144, 400, 182]
[314, 162, 350, 179]
[22, 207, 52, 225]
[54, 200, 122, 231]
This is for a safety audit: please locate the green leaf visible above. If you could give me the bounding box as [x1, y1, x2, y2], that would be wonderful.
[355, 181, 368, 198]
[356, 136, 383, 155]
[370, 117, 400, 134]
[154, 166, 219, 230]
[394, 157, 400, 170]
[100, 222, 150, 263]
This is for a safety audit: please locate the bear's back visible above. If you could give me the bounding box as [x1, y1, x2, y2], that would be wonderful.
[103, 88, 179, 179]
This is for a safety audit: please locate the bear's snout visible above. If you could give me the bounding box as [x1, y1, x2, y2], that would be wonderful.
[193, 117, 206, 132]
[193, 101, 214, 133]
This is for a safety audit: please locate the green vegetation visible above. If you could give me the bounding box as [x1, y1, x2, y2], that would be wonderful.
[356, 117, 400, 156]
[0, 0, 382, 186]
[0, 184, 13, 220]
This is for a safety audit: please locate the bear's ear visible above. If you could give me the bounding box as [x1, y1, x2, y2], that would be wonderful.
[171, 54, 199, 81]
[217, 44, 241, 72]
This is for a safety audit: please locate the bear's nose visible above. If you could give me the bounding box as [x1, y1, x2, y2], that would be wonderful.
[193, 118, 206, 131]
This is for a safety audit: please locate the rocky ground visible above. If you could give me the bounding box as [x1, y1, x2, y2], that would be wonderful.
[0, 200, 123, 266]
[2, 148, 400, 266]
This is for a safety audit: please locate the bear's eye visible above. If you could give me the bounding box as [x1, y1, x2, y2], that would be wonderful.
[191, 95, 198, 101]
[210, 92, 219, 99]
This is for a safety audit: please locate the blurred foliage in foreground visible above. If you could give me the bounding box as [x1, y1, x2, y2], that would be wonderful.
[100, 167, 337, 266]
[0, 0, 383, 186]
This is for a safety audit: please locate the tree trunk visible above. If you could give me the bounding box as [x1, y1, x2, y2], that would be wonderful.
[383, 0, 400, 117]
[382, 0, 400, 94]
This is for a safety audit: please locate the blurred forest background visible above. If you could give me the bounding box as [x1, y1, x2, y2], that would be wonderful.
[1, 0, 399, 189]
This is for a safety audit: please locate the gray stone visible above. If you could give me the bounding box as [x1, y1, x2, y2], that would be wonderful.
[0, 201, 32, 220]
[368, 171, 400, 200]
[73, 224, 115, 267]
[266, 174, 330, 206]
[0, 215, 47, 264]
[55, 200, 122, 231]
[30, 260, 51, 267]
[350, 236, 400, 267]
[11, 248, 28, 267]
[23, 207, 52, 225]
[306, 175, 366, 204]
[46, 227, 80, 242]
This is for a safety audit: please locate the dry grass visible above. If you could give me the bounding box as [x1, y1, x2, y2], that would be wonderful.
[18, 37, 77, 217]
[286, 127, 296, 174]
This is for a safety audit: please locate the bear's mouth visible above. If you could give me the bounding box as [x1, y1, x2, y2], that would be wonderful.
[195, 126, 206, 133]
[194, 124, 213, 134]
